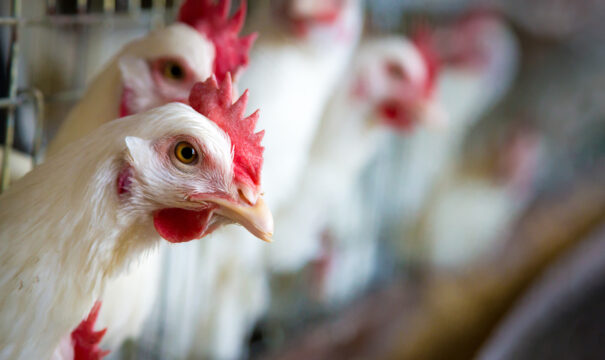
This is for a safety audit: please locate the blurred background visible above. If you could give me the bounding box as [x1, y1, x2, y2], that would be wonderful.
[1, 0, 605, 359]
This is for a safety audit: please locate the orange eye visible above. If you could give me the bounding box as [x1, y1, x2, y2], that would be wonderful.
[163, 61, 185, 80]
[174, 142, 198, 165]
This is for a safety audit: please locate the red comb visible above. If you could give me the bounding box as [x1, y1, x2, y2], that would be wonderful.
[189, 74, 264, 188]
[411, 26, 441, 97]
[178, 0, 257, 82]
[71, 301, 109, 360]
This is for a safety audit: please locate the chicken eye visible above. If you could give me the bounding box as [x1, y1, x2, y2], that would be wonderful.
[385, 61, 406, 80]
[175, 142, 198, 165]
[163, 61, 185, 80]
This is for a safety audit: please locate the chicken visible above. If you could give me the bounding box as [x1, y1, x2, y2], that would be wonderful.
[47, 0, 255, 156]
[269, 35, 443, 274]
[240, 0, 363, 210]
[177, 1, 364, 358]
[36, 0, 257, 350]
[388, 12, 520, 261]
[0, 76, 272, 360]
[411, 124, 541, 269]
[262, 35, 442, 322]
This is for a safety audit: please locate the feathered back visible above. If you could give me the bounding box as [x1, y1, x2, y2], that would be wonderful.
[178, 0, 257, 82]
[189, 74, 264, 188]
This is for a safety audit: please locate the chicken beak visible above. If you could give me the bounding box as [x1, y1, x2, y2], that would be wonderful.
[212, 196, 274, 242]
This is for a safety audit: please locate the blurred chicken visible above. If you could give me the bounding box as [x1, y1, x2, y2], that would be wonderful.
[48, 0, 255, 156]
[39, 0, 256, 351]
[391, 11, 520, 261]
[182, 1, 364, 358]
[411, 124, 541, 268]
[240, 0, 363, 209]
[269, 36, 442, 278]
[0, 77, 272, 360]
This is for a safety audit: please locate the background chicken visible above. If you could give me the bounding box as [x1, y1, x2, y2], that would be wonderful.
[240, 0, 363, 210]
[269, 33, 442, 300]
[0, 76, 272, 359]
[410, 122, 542, 269]
[384, 11, 521, 264]
[260, 35, 442, 331]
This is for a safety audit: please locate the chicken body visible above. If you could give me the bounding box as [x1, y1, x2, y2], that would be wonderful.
[0, 100, 272, 360]
[413, 126, 541, 269]
[390, 14, 520, 261]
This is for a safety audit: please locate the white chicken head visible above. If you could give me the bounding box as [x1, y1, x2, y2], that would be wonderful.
[118, 75, 272, 243]
[350, 36, 443, 132]
[118, 0, 256, 117]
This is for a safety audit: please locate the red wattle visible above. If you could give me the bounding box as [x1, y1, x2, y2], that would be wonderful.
[378, 100, 414, 132]
[153, 207, 214, 243]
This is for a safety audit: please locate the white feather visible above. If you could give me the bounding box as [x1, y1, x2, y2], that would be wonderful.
[0, 103, 233, 359]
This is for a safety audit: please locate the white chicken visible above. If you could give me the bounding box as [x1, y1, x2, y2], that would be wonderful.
[412, 124, 541, 269]
[262, 35, 443, 321]
[39, 0, 257, 351]
[0, 76, 273, 360]
[48, 0, 256, 156]
[308, 36, 444, 306]
[269, 35, 442, 275]
[240, 0, 363, 210]
[389, 12, 520, 261]
[179, 1, 365, 358]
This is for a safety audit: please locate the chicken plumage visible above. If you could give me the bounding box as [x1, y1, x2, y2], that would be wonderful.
[0, 77, 271, 360]
[240, 0, 363, 209]
[34, 0, 257, 351]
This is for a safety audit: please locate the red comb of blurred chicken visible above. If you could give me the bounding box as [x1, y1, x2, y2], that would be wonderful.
[178, 0, 257, 81]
